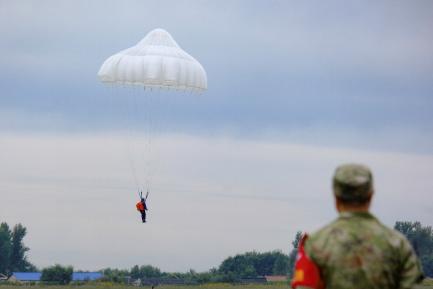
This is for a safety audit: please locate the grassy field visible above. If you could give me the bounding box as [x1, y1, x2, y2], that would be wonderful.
[1, 281, 433, 289]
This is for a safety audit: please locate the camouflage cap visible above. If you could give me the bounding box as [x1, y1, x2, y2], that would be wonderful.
[333, 163, 374, 202]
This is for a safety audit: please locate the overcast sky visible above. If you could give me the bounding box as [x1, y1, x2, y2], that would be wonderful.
[1, 0, 433, 272]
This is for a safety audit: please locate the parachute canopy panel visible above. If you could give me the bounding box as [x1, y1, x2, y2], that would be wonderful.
[98, 28, 207, 92]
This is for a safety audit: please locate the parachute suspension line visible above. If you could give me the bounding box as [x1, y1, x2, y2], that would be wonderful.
[141, 87, 153, 195]
[142, 88, 149, 193]
[146, 89, 152, 193]
[132, 85, 148, 193]
[146, 88, 156, 193]
[123, 85, 140, 190]
[141, 81, 147, 190]
[146, 88, 161, 193]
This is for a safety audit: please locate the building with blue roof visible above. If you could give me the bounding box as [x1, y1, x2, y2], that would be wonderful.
[10, 272, 42, 282]
[72, 272, 103, 281]
[10, 272, 103, 282]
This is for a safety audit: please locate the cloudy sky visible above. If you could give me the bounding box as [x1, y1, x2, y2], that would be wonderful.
[1, 1, 433, 272]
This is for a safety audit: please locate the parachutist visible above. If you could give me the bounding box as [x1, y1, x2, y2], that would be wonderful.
[136, 191, 149, 223]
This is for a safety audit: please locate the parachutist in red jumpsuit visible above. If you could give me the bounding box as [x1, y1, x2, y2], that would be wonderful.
[136, 197, 148, 223]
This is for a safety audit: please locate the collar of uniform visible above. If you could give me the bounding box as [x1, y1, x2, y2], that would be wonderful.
[339, 211, 375, 219]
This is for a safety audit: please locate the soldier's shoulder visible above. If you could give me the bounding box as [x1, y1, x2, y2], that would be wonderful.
[308, 216, 411, 250]
[308, 215, 394, 242]
[307, 218, 341, 244]
[384, 226, 414, 249]
[304, 219, 342, 263]
[368, 219, 412, 248]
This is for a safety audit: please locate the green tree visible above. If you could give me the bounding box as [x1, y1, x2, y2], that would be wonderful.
[0, 223, 12, 275]
[0, 222, 35, 275]
[253, 252, 274, 275]
[139, 265, 161, 278]
[130, 265, 140, 279]
[273, 251, 290, 275]
[101, 267, 130, 283]
[130, 264, 161, 279]
[219, 254, 256, 279]
[41, 264, 73, 284]
[394, 221, 433, 277]
[218, 250, 290, 279]
[287, 231, 302, 278]
[10, 224, 34, 272]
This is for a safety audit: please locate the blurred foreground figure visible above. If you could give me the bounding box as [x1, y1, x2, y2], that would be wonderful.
[292, 164, 423, 289]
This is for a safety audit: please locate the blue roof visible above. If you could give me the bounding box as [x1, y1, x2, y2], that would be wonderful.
[12, 272, 42, 281]
[12, 272, 103, 282]
[72, 272, 103, 281]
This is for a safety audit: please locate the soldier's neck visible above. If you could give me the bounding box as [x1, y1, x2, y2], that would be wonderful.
[335, 199, 371, 213]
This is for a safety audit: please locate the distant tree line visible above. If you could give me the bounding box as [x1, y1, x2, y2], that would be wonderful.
[0, 222, 35, 275]
[101, 251, 290, 283]
[101, 266, 222, 284]
[2, 220, 433, 284]
[218, 250, 289, 280]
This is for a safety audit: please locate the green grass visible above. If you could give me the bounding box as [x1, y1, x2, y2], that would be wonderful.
[0, 284, 287, 289]
[1, 281, 432, 289]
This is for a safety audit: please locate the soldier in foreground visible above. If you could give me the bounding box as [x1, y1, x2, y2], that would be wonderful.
[292, 163, 423, 289]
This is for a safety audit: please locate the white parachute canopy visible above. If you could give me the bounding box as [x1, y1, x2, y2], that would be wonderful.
[98, 28, 207, 92]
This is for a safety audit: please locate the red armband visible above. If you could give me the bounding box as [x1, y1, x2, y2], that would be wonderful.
[291, 234, 324, 289]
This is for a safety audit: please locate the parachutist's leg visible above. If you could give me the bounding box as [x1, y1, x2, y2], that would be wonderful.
[141, 211, 146, 223]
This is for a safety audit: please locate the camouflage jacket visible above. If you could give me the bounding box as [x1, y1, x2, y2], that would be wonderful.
[303, 211, 423, 289]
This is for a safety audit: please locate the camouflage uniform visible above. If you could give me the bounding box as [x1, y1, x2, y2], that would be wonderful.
[302, 164, 423, 289]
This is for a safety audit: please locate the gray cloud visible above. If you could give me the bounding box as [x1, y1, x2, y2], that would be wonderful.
[1, 1, 433, 147]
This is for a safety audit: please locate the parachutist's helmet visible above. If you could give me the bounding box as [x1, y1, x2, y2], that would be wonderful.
[141, 198, 145, 202]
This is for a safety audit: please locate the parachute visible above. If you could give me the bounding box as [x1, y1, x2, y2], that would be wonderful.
[97, 28, 207, 206]
[98, 28, 207, 91]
